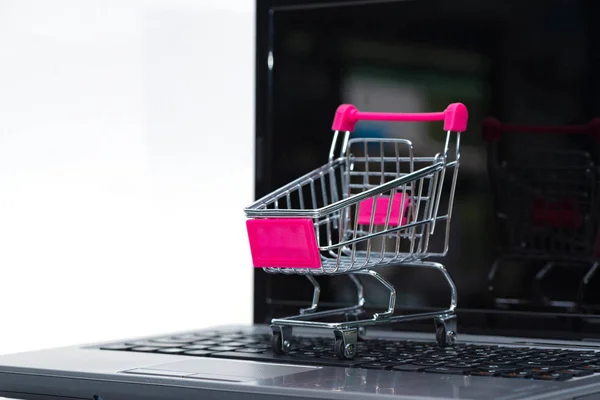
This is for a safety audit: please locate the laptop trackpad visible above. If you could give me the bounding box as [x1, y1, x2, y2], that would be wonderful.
[122, 359, 320, 382]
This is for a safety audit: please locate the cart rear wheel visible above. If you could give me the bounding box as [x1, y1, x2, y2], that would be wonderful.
[334, 338, 356, 360]
[436, 325, 450, 347]
[334, 338, 346, 359]
[357, 326, 368, 341]
[271, 331, 285, 355]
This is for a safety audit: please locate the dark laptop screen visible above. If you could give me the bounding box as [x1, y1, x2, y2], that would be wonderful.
[254, 0, 600, 339]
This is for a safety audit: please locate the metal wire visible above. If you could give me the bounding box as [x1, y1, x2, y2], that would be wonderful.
[246, 130, 461, 275]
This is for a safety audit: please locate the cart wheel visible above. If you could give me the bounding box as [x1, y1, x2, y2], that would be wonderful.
[271, 326, 293, 355]
[436, 325, 453, 347]
[357, 326, 368, 341]
[334, 338, 347, 359]
[334, 338, 356, 360]
[271, 331, 285, 355]
[434, 314, 457, 347]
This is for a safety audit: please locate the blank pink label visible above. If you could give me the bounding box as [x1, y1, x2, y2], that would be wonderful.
[358, 193, 410, 226]
[246, 218, 321, 268]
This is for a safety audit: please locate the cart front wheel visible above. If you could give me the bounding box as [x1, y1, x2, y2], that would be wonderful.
[334, 338, 356, 360]
[271, 331, 288, 355]
[435, 325, 446, 347]
[435, 325, 455, 347]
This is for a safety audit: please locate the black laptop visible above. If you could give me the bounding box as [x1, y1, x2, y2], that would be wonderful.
[2, 0, 600, 399]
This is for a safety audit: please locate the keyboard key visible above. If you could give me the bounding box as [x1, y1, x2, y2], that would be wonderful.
[237, 339, 261, 345]
[525, 367, 555, 374]
[220, 334, 245, 340]
[295, 350, 322, 357]
[184, 350, 215, 357]
[456, 356, 486, 363]
[127, 341, 183, 349]
[388, 352, 416, 359]
[528, 357, 560, 362]
[193, 331, 221, 337]
[392, 364, 426, 372]
[412, 360, 444, 366]
[359, 362, 394, 370]
[308, 346, 329, 352]
[502, 371, 532, 379]
[518, 361, 571, 368]
[411, 349, 435, 356]
[494, 356, 528, 362]
[192, 340, 220, 346]
[557, 368, 593, 377]
[156, 348, 187, 354]
[469, 348, 496, 356]
[469, 370, 500, 377]
[473, 345, 498, 350]
[534, 373, 572, 381]
[245, 343, 271, 350]
[318, 354, 343, 360]
[544, 351, 571, 357]
[426, 366, 469, 375]
[130, 347, 160, 352]
[171, 334, 199, 341]
[446, 362, 480, 368]
[575, 364, 600, 372]
[151, 337, 196, 344]
[208, 346, 240, 352]
[437, 350, 462, 357]
[235, 348, 266, 354]
[100, 344, 135, 351]
[362, 351, 386, 357]
[426, 354, 454, 361]
[480, 359, 515, 366]
[526, 349, 546, 356]
[182, 344, 210, 350]
[218, 342, 247, 348]
[571, 351, 598, 356]
[214, 338, 235, 343]
[353, 356, 383, 363]
[477, 364, 518, 372]
[381, 358, 416, 365]
[560, 357, 597, 364]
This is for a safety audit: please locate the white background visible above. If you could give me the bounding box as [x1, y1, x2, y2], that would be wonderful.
[0, 0, 255, 355]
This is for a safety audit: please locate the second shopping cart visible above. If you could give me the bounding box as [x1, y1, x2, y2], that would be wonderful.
[484, 118, 600, 311]
[246, 103, 468, 359]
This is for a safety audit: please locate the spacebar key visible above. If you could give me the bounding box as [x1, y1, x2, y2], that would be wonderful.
[209, 352, 362, 367]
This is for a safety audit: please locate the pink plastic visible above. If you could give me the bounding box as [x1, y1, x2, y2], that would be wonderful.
[482, 117, 600, 142]
[246, 218, 321, 268]
[331, 103, 468, 133]
[532, 197, 582, 229]
[358, 193, 411, 226]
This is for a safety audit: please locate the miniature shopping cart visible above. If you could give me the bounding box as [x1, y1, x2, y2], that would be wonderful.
[245, 103, 468, 359]
[484, 118, 600, 310]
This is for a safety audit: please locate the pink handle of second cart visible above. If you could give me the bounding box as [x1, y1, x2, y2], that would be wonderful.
[482, 117, 600, 142]
[331, 102, 468, 133]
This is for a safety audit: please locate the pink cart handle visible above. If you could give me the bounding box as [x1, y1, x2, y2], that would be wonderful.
[331, 102, 468, 133]
[482, 117, 600, 142]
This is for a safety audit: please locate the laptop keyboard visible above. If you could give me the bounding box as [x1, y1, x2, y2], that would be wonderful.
[99, 330, 600, 381]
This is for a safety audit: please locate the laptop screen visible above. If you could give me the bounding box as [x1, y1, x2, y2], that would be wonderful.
[254, 0, 600, 339]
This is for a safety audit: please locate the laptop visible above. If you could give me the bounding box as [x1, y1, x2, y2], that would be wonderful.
[2, 0, 600, 398]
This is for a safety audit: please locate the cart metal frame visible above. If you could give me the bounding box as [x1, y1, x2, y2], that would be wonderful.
[245, 103, 468, 358]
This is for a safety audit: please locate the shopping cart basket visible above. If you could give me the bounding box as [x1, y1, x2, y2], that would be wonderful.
[484, 118, 600, 310]
[245, 103, 468, 359]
